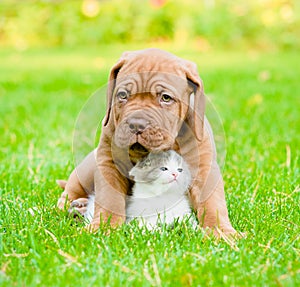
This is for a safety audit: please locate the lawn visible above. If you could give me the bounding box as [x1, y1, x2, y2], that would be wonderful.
[0, 46, 299, 286]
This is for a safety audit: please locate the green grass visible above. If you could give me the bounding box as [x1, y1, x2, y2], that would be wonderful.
[0, 45, 299, 286]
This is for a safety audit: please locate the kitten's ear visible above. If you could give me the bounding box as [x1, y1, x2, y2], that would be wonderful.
[129, 169, 134, 177]
[142, 158, 151, 167]
[129, 167, 137, 179]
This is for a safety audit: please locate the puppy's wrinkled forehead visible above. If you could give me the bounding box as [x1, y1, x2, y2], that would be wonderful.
[114, 52, 190, 96]
[115, 72, 188, 96]
[117, 48, 186, 77]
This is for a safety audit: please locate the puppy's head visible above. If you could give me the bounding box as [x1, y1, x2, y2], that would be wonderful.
[103, 49, 205, 155]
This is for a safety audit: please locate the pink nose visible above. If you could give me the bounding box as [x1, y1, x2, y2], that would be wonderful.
[172, 172, 178, 179]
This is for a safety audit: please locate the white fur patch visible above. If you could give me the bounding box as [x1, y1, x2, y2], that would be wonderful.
[84, 195, 95, 223]
[126, 193, 198, 229]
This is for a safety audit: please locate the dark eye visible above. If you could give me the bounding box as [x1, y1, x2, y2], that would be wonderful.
[117, 91, 128, 101]
[177, 168, 183, 172]
[160, 167, 168, 171]
[161, 93, 173, 103]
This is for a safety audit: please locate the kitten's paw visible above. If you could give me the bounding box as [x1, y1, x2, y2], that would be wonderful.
[71, 198, 89, 208]
[68, 198, 89, 219]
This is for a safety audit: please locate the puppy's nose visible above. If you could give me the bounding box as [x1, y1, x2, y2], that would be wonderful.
[127, 118, 148, 134]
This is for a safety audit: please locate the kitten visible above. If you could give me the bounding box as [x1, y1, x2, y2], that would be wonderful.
[57, 150, 197, 229]
[126, 150, 197, 229]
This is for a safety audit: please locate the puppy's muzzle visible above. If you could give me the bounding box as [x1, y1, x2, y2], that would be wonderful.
[127, 117, 149, 135]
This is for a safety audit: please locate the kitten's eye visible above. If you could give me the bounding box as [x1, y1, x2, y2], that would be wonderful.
[160, 167, 168, 171]
[177, 168, 183, 172]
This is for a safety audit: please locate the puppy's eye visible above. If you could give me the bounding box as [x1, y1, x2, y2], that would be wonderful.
[161, 93, 173, 103]
[160, 167, 168, 171]
[177, 168, 183, 172]
[117, 91, 128, 101]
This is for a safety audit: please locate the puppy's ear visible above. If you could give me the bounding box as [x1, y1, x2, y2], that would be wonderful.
[103, 54, 128, 126]
[182, 60, 205, 142]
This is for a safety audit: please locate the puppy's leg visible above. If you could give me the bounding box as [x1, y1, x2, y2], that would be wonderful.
[57, 175, 94, 220]
[88, 164, 127, 231]
[57, 150, 97, 217]
[190, 160, 237, 237]
[57, 169, 88, 213]
[190, 120, 237, 237]
[197, 177, 237, 236]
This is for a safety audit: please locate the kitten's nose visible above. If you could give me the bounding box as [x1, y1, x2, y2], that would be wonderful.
[172, 172, 178, 179]
[127, 117, 148, 134]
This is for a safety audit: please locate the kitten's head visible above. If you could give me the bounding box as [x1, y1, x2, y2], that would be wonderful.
[129, 150, 191, 193]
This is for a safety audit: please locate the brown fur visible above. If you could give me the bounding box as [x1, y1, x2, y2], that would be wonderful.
[57, 48, 237, 235]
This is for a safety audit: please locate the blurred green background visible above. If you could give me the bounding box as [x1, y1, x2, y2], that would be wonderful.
[1, 2, 300, 286]
[1, 0, 299, 51]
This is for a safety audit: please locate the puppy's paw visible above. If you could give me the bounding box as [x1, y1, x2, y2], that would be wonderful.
[85, 222, 114, 236]
[56, 180, 69, 210]
[85, 215, 124, 234]
[57, 190, 69, 210]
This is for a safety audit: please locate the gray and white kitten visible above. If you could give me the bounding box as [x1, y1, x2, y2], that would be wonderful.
[126, 150, 197, 229]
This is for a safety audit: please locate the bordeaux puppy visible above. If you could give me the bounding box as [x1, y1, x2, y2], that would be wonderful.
[57, 48, 237, 236]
